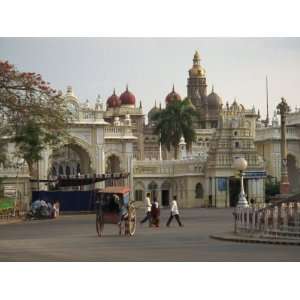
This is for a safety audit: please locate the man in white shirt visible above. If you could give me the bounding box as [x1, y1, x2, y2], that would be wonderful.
[140, 192, 152, 227]
[166, 195, 183, 227]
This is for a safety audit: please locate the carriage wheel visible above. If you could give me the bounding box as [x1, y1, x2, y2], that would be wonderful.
[96, 215, 104, 237]
[128, 204, 136, 236]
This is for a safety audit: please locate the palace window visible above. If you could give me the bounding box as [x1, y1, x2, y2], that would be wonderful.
[134, 190, 143, 202]
[195, 183, 204, 199]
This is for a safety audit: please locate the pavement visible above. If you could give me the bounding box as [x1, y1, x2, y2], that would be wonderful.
[1, 208, 300, 261]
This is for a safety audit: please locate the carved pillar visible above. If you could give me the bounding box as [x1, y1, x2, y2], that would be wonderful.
[277, 97, 290, 194]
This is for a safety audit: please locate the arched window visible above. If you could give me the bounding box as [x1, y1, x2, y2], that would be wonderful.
[59, 165, 64, 175]
[52, 166, 57, 177]
[76, 163, 81, 175]
[66, 165, 70, 176]
[135, 190, 144, 202]
[195, 183, 204, 199]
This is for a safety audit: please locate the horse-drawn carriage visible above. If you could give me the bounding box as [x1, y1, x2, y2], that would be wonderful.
[95, 186, 136, 237]
[54, 173, 136, 237]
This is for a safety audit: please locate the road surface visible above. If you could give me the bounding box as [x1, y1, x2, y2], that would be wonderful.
[0, 208, 299, 261]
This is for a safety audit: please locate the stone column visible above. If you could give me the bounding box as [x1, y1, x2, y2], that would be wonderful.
[277, 97, 290, 194]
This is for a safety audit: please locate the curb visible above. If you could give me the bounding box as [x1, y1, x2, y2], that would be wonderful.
[0, 218, 24, 226]
[210, 233, 300, 246]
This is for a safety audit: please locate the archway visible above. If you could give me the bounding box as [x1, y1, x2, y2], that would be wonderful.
[106, 154, 121, 173]
[195, 182, 204, 199]
[287, 154, 300, 193]
[50, 143, 92, 177]
[161, 181, 171, 207]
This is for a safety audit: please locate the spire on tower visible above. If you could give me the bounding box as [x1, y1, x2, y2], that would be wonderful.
[212, 84, 214, 93]
[172, 84, 175, 92]
[193, 50, 200, 66]
[139, 100, 142, 109]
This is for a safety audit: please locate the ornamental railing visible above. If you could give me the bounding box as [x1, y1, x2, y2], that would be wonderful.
[133, 159, 205, 177]
[234, 194, 300, 239]
[255, 126, 300, 141]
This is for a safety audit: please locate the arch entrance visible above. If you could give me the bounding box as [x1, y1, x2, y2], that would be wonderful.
[50, 143, 92, 177]
[161, 181, 171, 207]
[106, 154, 121, 173]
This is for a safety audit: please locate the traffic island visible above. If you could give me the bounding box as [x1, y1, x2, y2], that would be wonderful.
[210, 232, 300, 246]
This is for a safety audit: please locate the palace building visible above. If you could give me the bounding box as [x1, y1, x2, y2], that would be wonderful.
[2, 51, 299, 209]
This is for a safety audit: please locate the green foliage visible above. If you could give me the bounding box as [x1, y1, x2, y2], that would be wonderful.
[151, 98, 199, 158]
[0, 60, 70, 173]
[265, 177, 280, 202]
[13, 119, 65, 173]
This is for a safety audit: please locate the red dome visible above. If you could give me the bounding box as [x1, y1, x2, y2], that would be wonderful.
[120, 85, 136, 106]
[106, 89, 121, 108]
[165, 85, 181, 104]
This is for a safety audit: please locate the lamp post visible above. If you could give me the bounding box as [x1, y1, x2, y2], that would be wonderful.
[233, 157, 249, 208]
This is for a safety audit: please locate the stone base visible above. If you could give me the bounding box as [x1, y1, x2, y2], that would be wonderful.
[270, 193, 294, 204]
[280, 182, 290, 194]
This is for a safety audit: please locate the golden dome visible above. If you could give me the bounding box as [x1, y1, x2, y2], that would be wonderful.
[189, 66, 206, 77]
[189, 50, 206, 77]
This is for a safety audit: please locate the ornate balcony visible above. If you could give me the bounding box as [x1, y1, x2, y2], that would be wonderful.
[104, 126, 137, 140]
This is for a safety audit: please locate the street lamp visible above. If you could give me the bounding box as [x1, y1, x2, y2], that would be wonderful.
[233, 157, 249, 208]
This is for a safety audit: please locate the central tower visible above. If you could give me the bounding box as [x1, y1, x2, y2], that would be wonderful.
[187, 50, 207, 108]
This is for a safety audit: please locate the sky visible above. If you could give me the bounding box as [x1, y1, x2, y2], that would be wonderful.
[1, 37, 300, 120]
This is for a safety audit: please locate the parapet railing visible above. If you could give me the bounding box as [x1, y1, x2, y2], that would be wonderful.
[234, 194, 300, 238]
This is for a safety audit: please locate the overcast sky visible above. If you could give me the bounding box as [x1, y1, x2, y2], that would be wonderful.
[1, 38, 300, 119]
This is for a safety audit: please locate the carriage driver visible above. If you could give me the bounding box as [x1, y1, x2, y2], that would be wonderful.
[113, 194, 128, 225]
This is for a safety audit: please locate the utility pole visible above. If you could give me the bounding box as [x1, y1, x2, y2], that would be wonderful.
[265, 76, 270, 127]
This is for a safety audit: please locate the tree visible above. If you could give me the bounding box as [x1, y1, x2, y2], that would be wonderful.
[151, 98, 199, 159]
[265, 177, 280, 203]
[0, 60, 70, 174]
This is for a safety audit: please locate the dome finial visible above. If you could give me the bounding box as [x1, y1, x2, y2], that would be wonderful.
[193, 50, 200, 65]
[139, 100, 142, 109]
[113, 88, 116, 95]
[172, 84, 175, 92]
[154, 99, 157, 108]
[212, 84, 214, 93]
[126, 84, 128, 91]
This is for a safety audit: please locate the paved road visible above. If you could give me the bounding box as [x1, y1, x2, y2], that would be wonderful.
[0, 208, 300, 261]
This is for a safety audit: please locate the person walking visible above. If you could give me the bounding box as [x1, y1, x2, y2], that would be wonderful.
[140, 192, 152, 227]
[166, 195, 183, 227]
[151, 196, 160, 227]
